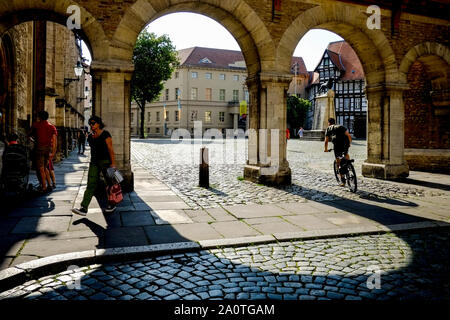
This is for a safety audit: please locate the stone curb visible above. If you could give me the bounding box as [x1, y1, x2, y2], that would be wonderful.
[0, 222, 448, 292]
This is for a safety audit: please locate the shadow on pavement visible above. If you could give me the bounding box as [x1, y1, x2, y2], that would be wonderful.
[398, 178, 450, 192]
[0, 151, 91, 269]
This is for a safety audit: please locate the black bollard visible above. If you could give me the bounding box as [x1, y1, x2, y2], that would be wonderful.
[199, 147, 209, 188]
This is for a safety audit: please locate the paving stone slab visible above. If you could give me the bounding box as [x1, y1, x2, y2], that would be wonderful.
[183, 210, 215, 223]
[275, 202, 323, 215]
[205, 208, 237, 221]
[210, 221, 261, 238]
[283, 214, 338, 230]
[19, 238, 98, 257]
[11, 217, 72, 234]
[143, 225, 196, 244]
[69, 213, 109, 232]
[150, 209, 193, 225]
[121, 211, 156, 227]
[162, 223, 224, 242]
[138, 195, 182, 203]
[7, 206, 74, 218]
[222, 204, 290, 219]
[244, 217, 304, 234]
[146, 202, 191, 210]
[104, 227, 149, 248]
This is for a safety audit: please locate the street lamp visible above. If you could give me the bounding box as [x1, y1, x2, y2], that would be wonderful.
[64, 61, 84, 86]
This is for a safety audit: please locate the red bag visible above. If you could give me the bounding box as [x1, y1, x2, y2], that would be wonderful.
[107, 183, 123, 205]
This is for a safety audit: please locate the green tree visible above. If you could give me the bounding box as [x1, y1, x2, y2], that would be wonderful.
[286, 95, 311, 134]
[131, 31, 179, 138]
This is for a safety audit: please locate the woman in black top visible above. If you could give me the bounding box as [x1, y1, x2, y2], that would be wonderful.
[72, 116, 117, 215]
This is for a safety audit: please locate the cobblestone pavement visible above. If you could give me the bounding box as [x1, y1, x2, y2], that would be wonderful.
[1, 228, 448, 300]
[131, 139, 439, 210]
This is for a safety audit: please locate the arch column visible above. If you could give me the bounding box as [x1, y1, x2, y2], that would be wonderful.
[90, 59, 134, 191]
[244, 72, 292, 185]
[362, 84, 410, 180]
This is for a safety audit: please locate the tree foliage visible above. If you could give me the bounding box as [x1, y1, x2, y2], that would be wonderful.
[286, 95, 311, 132]
[131, 31, 179, 138]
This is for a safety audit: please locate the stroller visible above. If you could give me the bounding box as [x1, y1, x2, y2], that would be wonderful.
[0, 143, 32, 194]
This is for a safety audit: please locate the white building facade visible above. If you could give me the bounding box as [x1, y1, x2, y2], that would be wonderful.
[131, 47, 249, 137]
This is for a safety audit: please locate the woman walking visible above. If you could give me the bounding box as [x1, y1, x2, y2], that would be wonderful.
[72, 116, 117, 215]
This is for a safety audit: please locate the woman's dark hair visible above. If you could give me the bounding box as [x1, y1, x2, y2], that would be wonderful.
[328, 118, 336, 125]
[89, 115, 105, 129]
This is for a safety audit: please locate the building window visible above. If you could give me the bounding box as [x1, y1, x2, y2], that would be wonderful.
[147, 112, 151, 122]
[191, 88, 198, 100]
[190, 110, 198, 121]
[219, 74, 226, 80]
[191, 72, 198, 79]
[205, 111, 212, 123]
[175, 72, 179, 79]
[156, 127, 160, 133]
[219, 112, 225, 122]
[219, 89, 226, 101]
[175, 110, 179, 121]
[205, 73, 212, 79]
[233, 90, 239, 101]
[147, 127, 150, 133]
[233, 75, 239, 81]
[165, 89, 169, 101]
[131, 113, 134, 123]
[165, 110, 169, 121]
[175, 88, 180, 100]
[205, 88, 212, 101]
[156, 111, 160, 122]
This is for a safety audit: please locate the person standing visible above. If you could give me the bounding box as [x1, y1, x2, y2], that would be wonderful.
[77, 127, 86, 155]
[72, 116, 117, 215]
[298, 127, 304, 138]
[31, 110, 57, 193]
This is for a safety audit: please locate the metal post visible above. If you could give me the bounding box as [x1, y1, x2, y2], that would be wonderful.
[199, 147, 209, 188]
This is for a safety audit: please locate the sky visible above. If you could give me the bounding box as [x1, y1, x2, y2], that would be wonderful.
[82, 12, 343, 71]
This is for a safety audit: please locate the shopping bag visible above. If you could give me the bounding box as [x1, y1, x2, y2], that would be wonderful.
[107, 183, 123, 205]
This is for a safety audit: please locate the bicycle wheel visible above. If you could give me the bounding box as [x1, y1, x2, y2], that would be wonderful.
[346, 163, 357, 193]
[333, 160, 340, 184]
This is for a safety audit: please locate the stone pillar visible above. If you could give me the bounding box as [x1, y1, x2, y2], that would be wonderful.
[55, 99, 65, 161]
[362, 85, 409, 179]
[312, 89, 336, 131]
[244, 72, 292, 185]
[90, 60, 134, 191]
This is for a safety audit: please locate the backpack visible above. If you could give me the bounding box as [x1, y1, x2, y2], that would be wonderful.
[327, 125, 345, 143]
[107, 183, 123, 205]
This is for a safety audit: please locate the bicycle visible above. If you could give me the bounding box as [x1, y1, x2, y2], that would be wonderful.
[327, 149, 357, 193]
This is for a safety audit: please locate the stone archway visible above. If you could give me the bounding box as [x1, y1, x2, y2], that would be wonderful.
[400, 42, 450, 173]
[277, 4, 410, 180]
[106, 0, 278, 187]
[0, 3, 108, 62]
[111, 0, 276, 77]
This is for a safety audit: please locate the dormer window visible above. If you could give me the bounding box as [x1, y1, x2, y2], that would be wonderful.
[199, 57, 212, 64]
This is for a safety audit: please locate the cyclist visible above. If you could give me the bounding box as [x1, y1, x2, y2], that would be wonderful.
[324, 117, 352, 186]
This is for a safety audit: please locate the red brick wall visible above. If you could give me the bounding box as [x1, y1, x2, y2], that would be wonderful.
[404, 61, 450, 149]
[403, 60, 450, 173]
